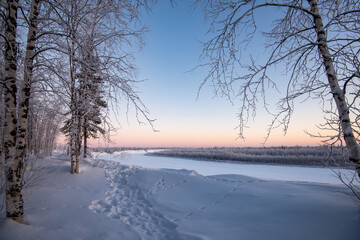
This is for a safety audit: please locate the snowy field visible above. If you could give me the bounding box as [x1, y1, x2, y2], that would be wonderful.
[0, 151, 359, 240]
[94, 150, 353, 185]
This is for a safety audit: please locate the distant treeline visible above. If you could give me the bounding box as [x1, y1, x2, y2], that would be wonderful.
[90, 147, 160, 154]
[149, 146, 351, 167]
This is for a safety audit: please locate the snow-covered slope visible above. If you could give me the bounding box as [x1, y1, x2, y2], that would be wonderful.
[1, 152, 359, 240]
[0, 154, 140, 240]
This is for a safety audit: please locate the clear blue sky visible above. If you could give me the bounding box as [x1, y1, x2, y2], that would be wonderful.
[104, 1, 325, 148]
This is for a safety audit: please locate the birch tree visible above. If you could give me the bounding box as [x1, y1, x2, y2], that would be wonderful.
[50, 0, 155, 173]
[0, 1, 6, 166]
[16, 0, 41, 187]
[28, 96, 63, 156]
[197, 0, 360, 175]
[1, 3, 155, 225]
[2, 0, 23, 223]
[1, 0, 45, 223]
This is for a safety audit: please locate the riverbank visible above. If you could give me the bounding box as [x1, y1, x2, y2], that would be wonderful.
[149, 146, 350, 167]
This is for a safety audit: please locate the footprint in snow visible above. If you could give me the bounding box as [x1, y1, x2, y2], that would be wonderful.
[89, 164, 183, 240]
[185, 212, 193, 217]
[213, 201, 221, 205]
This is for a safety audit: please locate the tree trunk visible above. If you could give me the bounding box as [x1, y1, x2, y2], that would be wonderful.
[16, 0, 40, 179]
[27, 109, 33, 154]
[80, 63, 89, 161]
[70, 93, 76, 173]
[308, 0, 360, 175]
[69, 40, 76, 173]
[75, 106, 82, 174]
[83, 119, 87, 158]
[3, 0, 24, 223]
[0, 81, 4, 164]
[69, 2, 77, 174]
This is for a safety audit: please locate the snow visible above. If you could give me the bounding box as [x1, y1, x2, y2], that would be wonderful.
[94, 150, 354, 185]
[1, 151, 359, 240]
[0, 154, 139, 240]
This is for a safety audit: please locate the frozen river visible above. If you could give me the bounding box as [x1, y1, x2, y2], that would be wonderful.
[94, 150, 355, 185]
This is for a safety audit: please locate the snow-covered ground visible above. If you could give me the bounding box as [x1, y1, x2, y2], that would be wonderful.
[94, 150, 354, 185]
[1, 151, 359, 240]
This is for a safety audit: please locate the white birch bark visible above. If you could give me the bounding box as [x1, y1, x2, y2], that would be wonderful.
[16, 0, 40, 177]
[0, 80, 4, 163]
[3, 0, 24, 223]
[307, 0, 360, 175]
[70, 54, 76, 174]
[83, 122, 87, 158]
[75, 112, 82, 174]
[69, 1, 77, 174]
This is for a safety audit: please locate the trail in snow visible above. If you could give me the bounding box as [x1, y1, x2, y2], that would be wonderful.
[2, 153, 358, 240]
[86, 154, 360, 240]
[89, 160, 195, 240]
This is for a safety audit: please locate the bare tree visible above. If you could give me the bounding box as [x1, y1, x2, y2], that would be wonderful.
[48, 0, 155, 173]
[15, 0, 41, 191]
[1, 0, 58, 223]
[1, 0, 155, 220]
[28, 95, 63, 157]
[197, 0, 360, 175]
[0, 0, 6, 180]
[2, 0, 24, 223]
[0, 2, 6, 214]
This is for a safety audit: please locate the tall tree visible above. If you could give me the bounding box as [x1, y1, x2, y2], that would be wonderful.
[16, 0, 41, 186]
[78, 53, 107, 159]
[2, 0, 23, 223]
[0, 1, 6, 165]
[1, 0, 44, 223]
[1, 0, 155, 221]
[53, 0, 155, 173]
[197, 0, 360, 175]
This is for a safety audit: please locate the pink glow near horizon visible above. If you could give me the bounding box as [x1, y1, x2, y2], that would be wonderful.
[55, 129, 322, 149]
